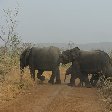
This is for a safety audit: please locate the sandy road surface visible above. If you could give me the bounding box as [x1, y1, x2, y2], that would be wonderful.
[0, 82, 104, 112]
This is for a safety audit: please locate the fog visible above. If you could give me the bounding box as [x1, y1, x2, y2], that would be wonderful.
[0, 0, 112, 44]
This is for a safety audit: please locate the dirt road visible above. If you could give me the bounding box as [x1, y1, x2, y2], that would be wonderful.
[0, 81, 104, 112]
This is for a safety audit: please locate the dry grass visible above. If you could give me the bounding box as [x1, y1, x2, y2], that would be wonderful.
[97, 77, 112, 112]
[0, 67, 34, 102]
[0, 66, 68, 103]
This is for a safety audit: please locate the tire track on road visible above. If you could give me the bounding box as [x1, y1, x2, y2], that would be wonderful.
[0, 84, 105, 112]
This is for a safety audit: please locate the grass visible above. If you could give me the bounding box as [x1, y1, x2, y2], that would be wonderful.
[0, 65, 69, 103]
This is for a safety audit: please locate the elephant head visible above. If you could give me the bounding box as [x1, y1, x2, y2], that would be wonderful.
[60, 47, 80, 64]
[20, 47, 31, 72]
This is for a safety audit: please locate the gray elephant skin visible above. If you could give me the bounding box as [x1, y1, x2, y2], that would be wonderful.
[20, 46, 61, 84]
[60, 47, 112, 86]
[64, 65, 86, 86]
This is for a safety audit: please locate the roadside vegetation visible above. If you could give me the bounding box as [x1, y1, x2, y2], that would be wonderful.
[0, 7, 35, 102]
[97, 70, 112, 111]
[0, 7, 112, 111]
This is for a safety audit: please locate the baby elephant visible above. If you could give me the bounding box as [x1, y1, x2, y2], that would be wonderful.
[64, 66, 86, 87]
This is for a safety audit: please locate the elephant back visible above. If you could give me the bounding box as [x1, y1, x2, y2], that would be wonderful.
[79, 50, 112, 74]
[30, 46, 60, 70]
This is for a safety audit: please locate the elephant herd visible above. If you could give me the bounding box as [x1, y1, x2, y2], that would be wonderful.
[20, 46, 112, 87]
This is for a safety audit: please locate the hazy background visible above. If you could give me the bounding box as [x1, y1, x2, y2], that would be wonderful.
[0, 0, 112, 44]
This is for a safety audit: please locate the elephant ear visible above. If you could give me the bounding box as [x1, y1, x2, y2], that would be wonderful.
[70, 47, 80, 60]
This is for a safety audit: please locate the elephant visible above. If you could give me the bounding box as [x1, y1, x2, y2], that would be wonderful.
[64, 65, 87, 87]
[20, 47, 45, 81]
[20, 46, 61, 84]
[60, 47, 112, 86]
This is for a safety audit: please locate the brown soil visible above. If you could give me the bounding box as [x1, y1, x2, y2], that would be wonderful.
[0, 82, 105, 112]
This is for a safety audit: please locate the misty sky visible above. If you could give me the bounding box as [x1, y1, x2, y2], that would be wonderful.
[0, 0, 112, 44]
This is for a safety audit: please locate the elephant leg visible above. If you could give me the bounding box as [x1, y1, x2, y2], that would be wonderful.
[48, 67, 61, 84]
[70, 61, 86, 87]
[91, 74, 99, 87]
[84, 74, 92, 88]
[68, 72, 76, 87]
[93, 79, 98, 87]
[37, 69, 43, 79]
[77, 77, 85, 87]
[90, 75, 94, 86]
[68, 70, 77, 86]
[68, 62, 81, 87]
[81, 75, 86, 87]
[48, 70, 55, 84]
[37, 70, 45, 81]
[48, 74, 55, 84]
[78, 74, 83, 87]
[30, 67, 35, 81]
[55, 67, 61, 84]
[79, 78, 84, 87]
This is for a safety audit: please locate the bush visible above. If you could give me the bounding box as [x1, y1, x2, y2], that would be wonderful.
[97, 76, 112, 111]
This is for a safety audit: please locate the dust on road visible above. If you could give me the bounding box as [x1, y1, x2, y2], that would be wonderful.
[0, 82, 104, 112]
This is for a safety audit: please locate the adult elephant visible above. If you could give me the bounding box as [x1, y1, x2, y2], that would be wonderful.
[60, 47, 112, 86]
[20, 46, 61, 84]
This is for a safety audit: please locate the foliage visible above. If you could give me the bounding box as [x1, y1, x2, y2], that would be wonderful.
[0, 8, 21, 55]
[0, 7, 21, 82]
[97, 77, 112, 111]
